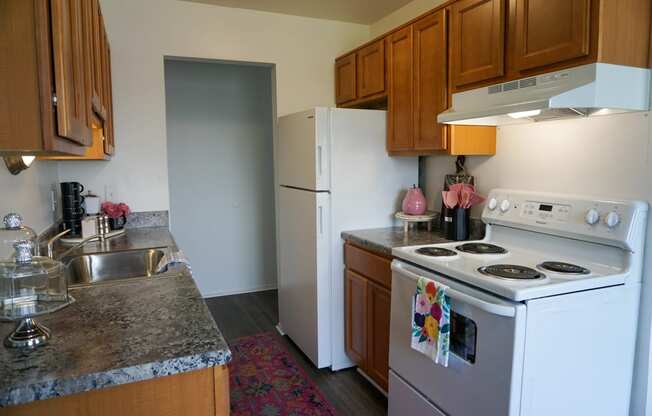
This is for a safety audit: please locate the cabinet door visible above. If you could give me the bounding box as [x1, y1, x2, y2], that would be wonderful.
[102, 31, 115, 156]
[357, 40, 385, 99]
[387, 26, 414, 152]
[367, 281, 391, 392]
[89, 0, 107, 120]
[345, 270, 368, 368]
[335, 53, 357, 105]
[450, 0, 505, 88]
[513, 0, 591, 71]
[50, 0, 91, 146]
[413, 10, 448, 151]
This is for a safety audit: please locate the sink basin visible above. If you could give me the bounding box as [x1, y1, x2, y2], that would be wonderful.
[64, 248, 169, 285]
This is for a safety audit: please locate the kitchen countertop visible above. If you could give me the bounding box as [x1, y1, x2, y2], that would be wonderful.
[0, 228, 231, 408]
[341, 223, 485, 257]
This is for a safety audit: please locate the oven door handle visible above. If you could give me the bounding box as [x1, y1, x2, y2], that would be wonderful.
[392, 263, 517, 318]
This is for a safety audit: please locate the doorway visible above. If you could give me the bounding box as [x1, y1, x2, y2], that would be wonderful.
[164, 58, 277, 297]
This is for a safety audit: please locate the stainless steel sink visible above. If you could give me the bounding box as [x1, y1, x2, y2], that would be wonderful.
[64, 248, 169, 286]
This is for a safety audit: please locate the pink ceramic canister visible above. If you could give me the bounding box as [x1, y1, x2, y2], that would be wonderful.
[402, 185, 427, 215]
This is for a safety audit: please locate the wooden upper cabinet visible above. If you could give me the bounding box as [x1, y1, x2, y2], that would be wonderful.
[450, 0, 505, 88]
[89, 0, 107, 120]
[357, 40, 386, 99]
[413, 10, 448, 152]
[387, 26, 414, 152]
[513, 0, 591, 71]
[335, 53, 357, 105]
[103, 35, 115, 156]
[50, 0, 92, 146]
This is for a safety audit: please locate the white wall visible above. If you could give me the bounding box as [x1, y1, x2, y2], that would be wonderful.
[0, 161, 58, 233]
[165, 59, 276, 297]
[57, 0, 369, 213]
[423, 111, 652, 415]
[370, 0, 447, 37]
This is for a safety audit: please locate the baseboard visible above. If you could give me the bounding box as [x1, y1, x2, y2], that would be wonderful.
[357, 368, 388, 397]
[202, 284, 277, 298]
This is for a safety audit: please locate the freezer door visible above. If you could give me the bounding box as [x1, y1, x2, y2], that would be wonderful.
[277, 186, 331, 368]
[277, 108, 330, 191]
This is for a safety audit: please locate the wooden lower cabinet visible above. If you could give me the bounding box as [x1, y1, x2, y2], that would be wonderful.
[0, 366, 230, 416]
[345, 269, 368, 366]
[344, 242, 392, 392]
[366, 282, 391, 391]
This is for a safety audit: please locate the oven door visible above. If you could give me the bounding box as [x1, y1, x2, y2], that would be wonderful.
[389, 260, 527, 416]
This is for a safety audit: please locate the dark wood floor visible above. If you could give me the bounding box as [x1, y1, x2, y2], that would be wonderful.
[205, 290, 388, 416]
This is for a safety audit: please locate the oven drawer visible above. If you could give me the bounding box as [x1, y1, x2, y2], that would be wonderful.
[388, 371, 445, 416]
[389, 260, 527, 416]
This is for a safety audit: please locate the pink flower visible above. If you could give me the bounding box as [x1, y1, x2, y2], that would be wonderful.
[101, 201, 131, 219]
[415, 294, 430, 314]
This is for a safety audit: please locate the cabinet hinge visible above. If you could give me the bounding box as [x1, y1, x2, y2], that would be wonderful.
[51, 95, 58, 106]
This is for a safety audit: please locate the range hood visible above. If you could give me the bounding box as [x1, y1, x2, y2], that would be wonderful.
[438, 63, 651, 126]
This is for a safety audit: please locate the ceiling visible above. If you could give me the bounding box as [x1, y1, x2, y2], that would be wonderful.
[179, 0, 415, 24]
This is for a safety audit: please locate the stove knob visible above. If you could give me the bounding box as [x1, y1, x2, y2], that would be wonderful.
[487, 198, 498, 211]
[604, 211, 620, 229]
[584, 209, 600, 225]
[500, 200, 511, 213]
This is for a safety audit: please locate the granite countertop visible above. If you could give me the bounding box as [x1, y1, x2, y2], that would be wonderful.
[342, 223, 485, 257]
[0, 228, 231, 408]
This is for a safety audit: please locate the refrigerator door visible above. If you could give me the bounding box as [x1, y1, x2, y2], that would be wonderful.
[277, 108, 330, 191]
[277, 186, 331, 368]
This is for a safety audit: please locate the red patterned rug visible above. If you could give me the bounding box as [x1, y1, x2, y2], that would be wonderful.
[228, 332, 338, 416]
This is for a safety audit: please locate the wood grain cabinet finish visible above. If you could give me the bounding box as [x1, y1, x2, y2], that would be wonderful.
[344, 242, 392, 392]
[513, 0, 591, 71]
[345, 269, 368, 368]
[50, 0, 92, 146]
[1, 0, 115, 157]
[413, 10, 448, 151]
[1, 366, 230, 416]
[88, 0, 107, 120]
[366, 281, 391, 391]
[335, 53, 357, 105]
[450, 0, 506, 88]
[357, 40, 386, 99]
[387, 26, 414, 152]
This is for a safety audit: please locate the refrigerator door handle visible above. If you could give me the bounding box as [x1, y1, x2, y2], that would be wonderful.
[318, 206, 323, 234]
[317, 145, 323, 177]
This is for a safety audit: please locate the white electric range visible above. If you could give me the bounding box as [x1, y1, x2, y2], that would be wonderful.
[388, 189, 648, 416]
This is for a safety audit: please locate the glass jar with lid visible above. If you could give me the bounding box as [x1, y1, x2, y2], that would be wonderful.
[0, 240, 71, 348]
[0, 213, 38, 261]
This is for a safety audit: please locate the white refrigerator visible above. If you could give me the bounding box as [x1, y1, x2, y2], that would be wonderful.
[276, 107, 417, 370]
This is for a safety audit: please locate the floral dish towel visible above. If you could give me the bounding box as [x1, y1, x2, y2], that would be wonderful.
[411, 276, 451, 367]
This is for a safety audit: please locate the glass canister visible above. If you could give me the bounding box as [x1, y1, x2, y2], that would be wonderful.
[0, 240, 69, 348]
[0, 213, 38, 261]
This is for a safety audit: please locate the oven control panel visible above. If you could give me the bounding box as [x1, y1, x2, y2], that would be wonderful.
[482, 189, 648, 251]
[520, 201, 571, 222]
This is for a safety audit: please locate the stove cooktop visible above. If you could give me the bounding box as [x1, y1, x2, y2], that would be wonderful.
[392, 239, 627, 301]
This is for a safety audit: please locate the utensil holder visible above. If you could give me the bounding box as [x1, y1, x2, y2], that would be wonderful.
[447, 207, 470, 241]
[441, 206, 454, 238]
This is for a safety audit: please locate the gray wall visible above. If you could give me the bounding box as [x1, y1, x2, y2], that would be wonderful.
[164, 59, 276, 297]
[0, 161, 59, 233]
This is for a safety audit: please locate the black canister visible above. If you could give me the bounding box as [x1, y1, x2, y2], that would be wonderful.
[447, 207, 470, 241]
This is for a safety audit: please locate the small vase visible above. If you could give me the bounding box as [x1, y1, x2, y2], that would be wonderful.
[402, 185, 427, 215]
[108, 215, 126, 230]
